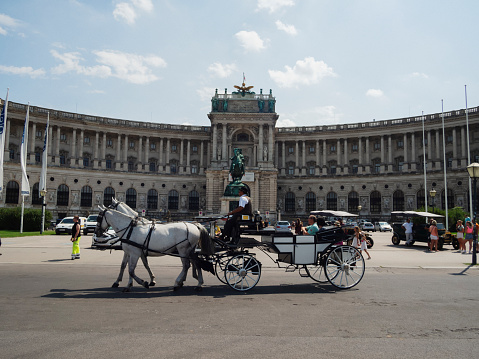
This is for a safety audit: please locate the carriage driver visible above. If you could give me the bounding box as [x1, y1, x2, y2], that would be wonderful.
[220, 186, 252, 242]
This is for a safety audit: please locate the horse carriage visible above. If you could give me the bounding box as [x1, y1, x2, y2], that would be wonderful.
[96, 200, 366, 292]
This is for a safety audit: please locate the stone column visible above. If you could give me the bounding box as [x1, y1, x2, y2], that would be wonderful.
[275, 140, 279, 167]
[56, 127, 61, 158]
[343, 138, 348, 174]
[200, 140, 204, 174]
[222, 125, 227, 161]
[380, 136, 385, 172]
[115, 134, 121, 170]
[166, 138, 170, 173]
[403, 133, 408, 172]
[282, 141, 286, 175]
[212, 124, 217, 161]
[461, 126, 466, 160]
[123, 135, 128, 170]
[322, 140, 327, 175]
[186, 139, 191, 173]
[316, 140, 320, 174]
[79, 130, 84, 167]
[427, 130, 432, 168]
[71, 129, 77, 166]
[29, 122, 36, 163]
[145, 137, 150, 172]
[302, 140, 306, 175]
[435, 130, 441, 168]
[388, 135, 392, 172]
[358, 137, 363, 174]
[268, 125, 274, 162]
[4, 120, 10, 162]
[101, 133, 106, 169]
[159, 138, 163, 171]
[336, 139, 341, 169]
[47, 123, 52, 164]
[138, 136, 143, 170]
[258, 125, 264, 163]
[206, 141, 211, 167]
[365, 137, 370, 173]
[93, 131, 99, 169]
[295, 140, 299, 175]
[452, 128, 458, 168]
[411, 133, 417, 171]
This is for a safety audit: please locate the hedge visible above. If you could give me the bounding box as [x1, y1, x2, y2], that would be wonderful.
[0, 207, 52, 232]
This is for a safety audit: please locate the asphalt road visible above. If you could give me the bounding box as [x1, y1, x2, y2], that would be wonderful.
[0, 232, 478, 359]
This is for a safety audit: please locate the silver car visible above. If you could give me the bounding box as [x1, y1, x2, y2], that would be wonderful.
[375, 221, 393, 232]
[91, 227, 121, 250]
[361, 222, 375, 232]
[275, 221, 292, 232]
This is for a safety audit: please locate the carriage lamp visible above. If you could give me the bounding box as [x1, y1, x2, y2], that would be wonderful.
[429, 189, 437, 214]
[466, 162, 479, 265]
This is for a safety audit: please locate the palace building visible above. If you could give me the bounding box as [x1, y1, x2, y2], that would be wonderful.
[1, 84, 479, 222]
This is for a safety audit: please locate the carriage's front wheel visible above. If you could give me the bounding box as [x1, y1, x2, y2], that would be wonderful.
[325, 245, 365, 289]
[225, 254, 261, 291]
[215, 254, 233, 284]
[304, 255, 328, 283]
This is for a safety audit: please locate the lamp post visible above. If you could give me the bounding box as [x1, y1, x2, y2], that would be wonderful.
[429, 189, 437, 214]
[357, 205, 362, 222]
[466, 163, 479, 265]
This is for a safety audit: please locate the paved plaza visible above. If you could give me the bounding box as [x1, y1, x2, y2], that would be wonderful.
[0, 232, 478, 359]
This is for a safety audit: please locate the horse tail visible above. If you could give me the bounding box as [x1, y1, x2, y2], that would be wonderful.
[196, 224, 215, 255]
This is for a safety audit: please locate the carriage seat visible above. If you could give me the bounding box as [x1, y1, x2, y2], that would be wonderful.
[315, 226, 346, 243]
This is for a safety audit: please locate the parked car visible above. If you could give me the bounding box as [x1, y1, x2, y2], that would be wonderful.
[391, 222, 459, 250]
[91, 227, 121, 249]
[55, 217, 86, 235]
[375, 221, 393, 232]
[275, 221, 292, 232]
[360, 222, 375, 232]
[83, 214, 98, 235]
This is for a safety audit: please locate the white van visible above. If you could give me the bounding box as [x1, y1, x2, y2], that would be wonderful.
[55, 216, 87, 235]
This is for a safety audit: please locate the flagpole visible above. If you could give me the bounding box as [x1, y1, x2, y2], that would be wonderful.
[422, 111, 428, 222]
[40, 112, 49, 234]
[20, 103, 30, 233]
[0, 88, 9, 195]
[441, 100, 448, 229]
[465, 85, 473, 217]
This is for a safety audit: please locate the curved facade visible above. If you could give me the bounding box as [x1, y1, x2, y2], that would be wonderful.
[1, 86, 479, 222]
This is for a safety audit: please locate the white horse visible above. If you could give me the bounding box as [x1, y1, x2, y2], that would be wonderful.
[96, 206, 215, 292]
[106, 199, 156, 288]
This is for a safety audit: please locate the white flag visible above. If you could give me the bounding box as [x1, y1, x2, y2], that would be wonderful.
[20, 103, 30, 196]
[39, 113, 49, 197]
[0, 89, 9, 193]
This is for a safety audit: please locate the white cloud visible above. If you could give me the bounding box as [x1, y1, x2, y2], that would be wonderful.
[0, 13, 22, 35]
[207, 62, 237, 78]
[197, 87, 216, 102]
[88, 89, 106, 94]
[410, 72, 429, 79]
[0, 65, 45, 78]
[113, 0, 153, 25]
[132, 0, 153, 12]
[235, 31, 266, 52]
[279, 105, 342, 127]
[366, 89, 384, 98]
[268, 57, 336, 88]
[275, 20, 297, 35]
[50, 49, 166, 84]
[257, 0, 295, 13]
[276, 118, 296, 127]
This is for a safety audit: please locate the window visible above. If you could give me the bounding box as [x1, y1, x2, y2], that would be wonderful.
[330, 166, 336, 175]
[60, 133, 67, 141]
[171, 144, 177, 152]
[374, 163, 381, 173]
[192, 145, 198, 153]
[168, 190, 179, 210]
[309, 146, 315, 153]
[126, 188, 137, 208]
[352, 143, 358, 152]
[84, 136, 90, 144]
[370, 191, 381, 213]
[129, 141, 135, 149]
[5, 181, 19, 204]
[393, 190, 404, 211]
[446, 135, 453, 144]
[327, 192, 337, 211]
[149, 162, 156, 172]
[103, 187, 115, 206]
[189, 191, 200, 210]
[191, 164, 198, 174]
[288, 147, 294, 154]
[150, 142, 156, 150]
[106, 159, 112, 169]
[128, 161, 135, 172]
[57, 184, 69, 206]
[352, 165, 359, 174]
[330, 145, 336, 153]
[35, 152, 41, 163]
[417, 190, 425, 209]
[441, 188, 454, 210]
[147, 189, 158, 210]
[285, 192, 295, 212]
[9, 149, 14, 160]
[309, 166, 315, 175]
[106, 139, 113, 147]
[83, 157, 89, 167]
[36, 130, 42, 138]
[397, 140, 404, 149]
[348, 191, 359, 213]
[288, 165, 294, 175]
[60, 155, 66, 165]
[81, 186, 93, 207]
[374, 142, 381, 151]
[32, 183, 42, 205]
[305, 192, 316, 212]
[170, 163, 177, 173]
[237, 133, 249, 142]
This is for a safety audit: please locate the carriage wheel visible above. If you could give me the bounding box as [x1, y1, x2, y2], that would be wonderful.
[304, 255, 328, 283]
[225, 254, 261, 291]
[325, 245, 365, 289]
[215, 254, 233, 284]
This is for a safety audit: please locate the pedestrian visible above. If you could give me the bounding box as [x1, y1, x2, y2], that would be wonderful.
[294, 218, 303, 235]
[429, 220, 439, 252]
[402, 218, 414, 245]
[71, 215, 81, 260]
[464, 220, 474, 254]
[456, 220, 465, 253]
[353, 226, 371, 259]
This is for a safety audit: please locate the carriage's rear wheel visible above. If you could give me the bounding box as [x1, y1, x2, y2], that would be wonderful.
[225, 254, 261, 291]
[325, 245, 365, 289]
[304, 255, 328, 283]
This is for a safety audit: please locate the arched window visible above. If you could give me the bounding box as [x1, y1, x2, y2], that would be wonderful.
[393, 190, 404, 211]
[348, 191, 359, 213]
[441, 188, 454, 210]
[168, 190, 179, 210]
[305, 192, 316, 212]
[57, 184, 69, 206]
[417, 190, 425, 209]
[31, 182, 42, 205]
[126, 188, 137, 208]
[285, 192, 295, 212]
[189, 190, 200, 211]
[81, 185, 93, 207]
[327, 192, 337, 211]
[237, 133, 249, 142]
[370, 191, 381, 213]
[103, 187, 115, 206]
[147, 189, 158, 210]
[5, 180, 19, 204]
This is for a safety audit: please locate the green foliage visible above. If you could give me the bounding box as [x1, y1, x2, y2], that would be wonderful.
[0, 208, 52, 231]
[415, 206, 469, 231]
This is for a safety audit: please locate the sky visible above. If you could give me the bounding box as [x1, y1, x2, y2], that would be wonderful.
[0, 0, 478, 128]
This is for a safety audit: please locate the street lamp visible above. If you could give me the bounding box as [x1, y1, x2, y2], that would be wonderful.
[357, 205, 362, 221]
[466, 162, 479, 265]
[429, 189, 437, 213]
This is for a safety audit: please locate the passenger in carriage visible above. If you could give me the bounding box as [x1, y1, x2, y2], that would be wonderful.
[302, 215, 325, 235]
[220, 186, 252, 242]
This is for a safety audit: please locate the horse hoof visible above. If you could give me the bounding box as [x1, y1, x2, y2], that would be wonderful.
[122, 287, 131, 293]
[112, 283, 119, 288]
[173, 286, 180, 291]
[149, 281, 156, 287]
[143, 281, 149, 289]
[194, 286, 203, 292]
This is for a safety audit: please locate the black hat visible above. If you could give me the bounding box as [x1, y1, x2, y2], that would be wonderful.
[239, 186, 248, 194]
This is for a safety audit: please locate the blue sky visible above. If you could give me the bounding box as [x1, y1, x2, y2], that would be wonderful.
[0, 0, 477, 127]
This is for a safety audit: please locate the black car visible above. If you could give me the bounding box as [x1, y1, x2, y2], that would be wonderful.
[391, 222, 459, 250]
